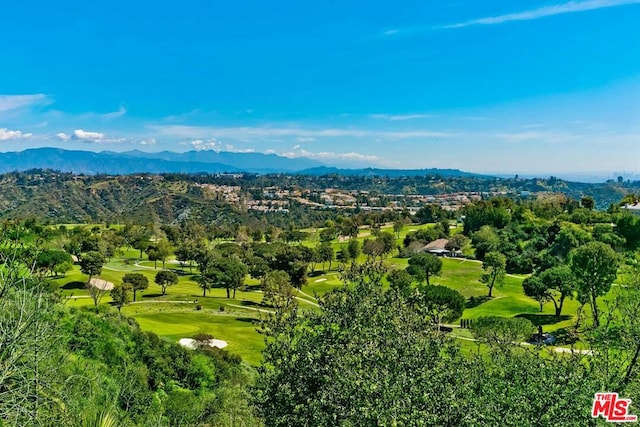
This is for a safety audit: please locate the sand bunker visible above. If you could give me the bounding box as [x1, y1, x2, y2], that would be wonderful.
[179, 338, 228, 350]
[88, 278, 114, 291]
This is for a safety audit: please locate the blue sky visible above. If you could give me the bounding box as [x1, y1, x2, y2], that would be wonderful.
[1, 0, 639, 174]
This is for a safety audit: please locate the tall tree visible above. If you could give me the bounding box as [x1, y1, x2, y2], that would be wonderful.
[570, 242, 618, 327]
[122, 273, 149, 302]
[155, 239, 172, 269]
[200, 257, 247, 298]
[261, 270, 297, 312]
[155, 270, 179, 296]
[407, 253, 443, 286]
[110, 283, 131, 313]
[79, 251, 105, 284]
[317, 242, 334, 271]
[387, 269, 414, 296]
[481, 251, 506, 298]
[523, 266, 576, 318]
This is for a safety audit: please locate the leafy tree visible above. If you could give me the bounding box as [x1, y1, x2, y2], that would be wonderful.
[481, 251, 506, 297]
[581, 196, 595, 210]
[146, 246, 160, 269]
[152, 238, 172, 269]
[407, 253, 443, 286]
[319, 227, 338, 243]
[111, 283, 131, 313]
[338, 219, 359, 240]
[362, 238, 384, 260]
[470, 316, 535, 350]
[53, 260, 73, 277]
[570, 241, 619, 327]
[378, 231, 396, 258]
[254, 259, 606, 426]
[471, 225, 500, 260]
[347, 238, 361, 260]
[122, 273, 149, 301]
[524, 266, 576, 318]
[445, 233, 468, 252]
[246, 255, 271, 280]
[522, 276, 549, 312]
[250, 228, 264, 243]
[270, 246, 309, 288]
[254, 260, 470, 426]
[261, 270, 297, 312]
[317, 242, 334, 271]
[387, 269, 414, 296]
[550, 225, 592, 262]
[414, 204, 446, 224]
[155, 270, 179, 296]
[200, 256, 247, 298]
[175, 240, 198, 273]
[35, 249, 72, 276]
[79, 251, 105, 283]
[393, 219, 404, 238]
[414, 284, 465, 325]
[615, 213, 640, 249]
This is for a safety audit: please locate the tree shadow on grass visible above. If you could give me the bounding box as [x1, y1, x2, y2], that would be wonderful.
[308, 271, 326, 278]
[466, 295, 492, 309]
[143, 293, 164, 298]
[240, 300, 260, 307]
[515, 313, 570, 327]
[61, 281, 85, 290]
[235, 317, 259, 324]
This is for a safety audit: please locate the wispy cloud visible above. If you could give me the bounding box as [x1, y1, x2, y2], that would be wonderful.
[370, 113, 436, 121]
[102, 105, 127, 120]
[384, 0, 640, 35]
[0, 128, 33, 140]
[444, 0, 640, 29]
[493, 130, 580, 143]
[151, 125, 455, 140]
[0, 94, 51, 114]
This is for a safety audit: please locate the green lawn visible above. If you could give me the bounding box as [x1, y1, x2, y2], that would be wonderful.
[50, 232, 624, 364]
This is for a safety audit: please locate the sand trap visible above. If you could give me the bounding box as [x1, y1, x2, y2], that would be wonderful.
[554, 347, 593, 355]
[179, 338, 228, 350]
[314, 278, 327, 283]
[88, 278, 114, 291]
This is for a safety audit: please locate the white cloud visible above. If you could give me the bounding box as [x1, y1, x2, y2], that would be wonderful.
[59, 129, 126, 143]
[384, 0, 640, 36]
[493, 131, 580, 143]
[0, 94, 50, 113]
[73, 129, 105, 140]
[139, 138, 157, 145]
[152, 125, 454, 140]
[0, 128, 32, 140]
[102, 105, 127, 120]
[442, 0, 640, 29]
[281, 147, 379, 162]
[185, 138, 221, 151]
[370, 113, 436, 121]
[225, 144, 255, 153]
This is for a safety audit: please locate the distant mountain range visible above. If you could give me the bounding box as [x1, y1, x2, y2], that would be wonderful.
[0, 148, 481, 178]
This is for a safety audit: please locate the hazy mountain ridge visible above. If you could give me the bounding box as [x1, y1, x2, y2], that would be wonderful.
[0, 148, 487, 178]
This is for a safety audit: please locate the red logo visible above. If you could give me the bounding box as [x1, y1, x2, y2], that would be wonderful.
[592, 393, 637, 423]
